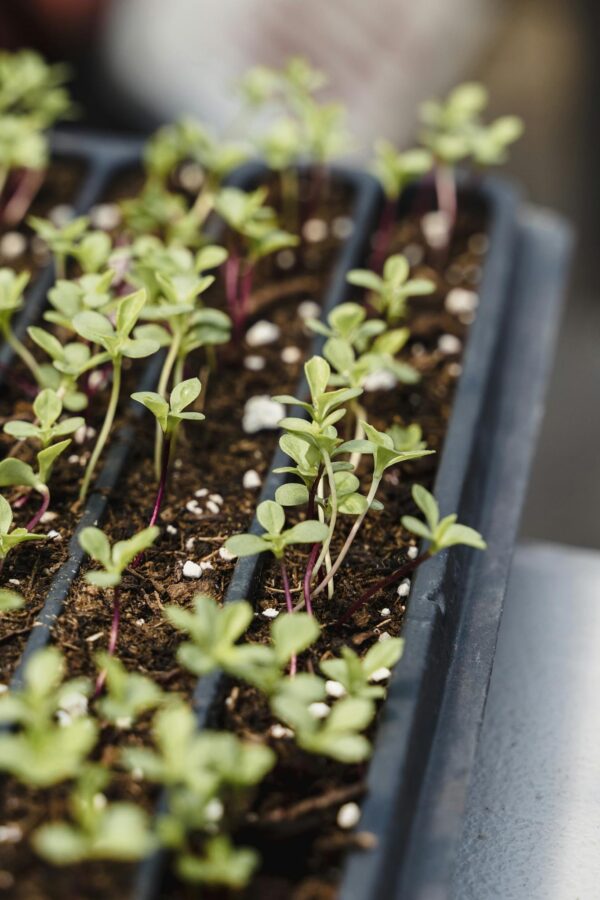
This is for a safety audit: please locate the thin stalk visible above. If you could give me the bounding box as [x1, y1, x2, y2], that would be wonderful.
[223, 253, 240, 328]
[235, 261, 254, 340]
[0, 167, 8, 199]
[26, 486, 50, 532]
[314, 475, 381, 598]
[79, 357, 121, 502]
[154, 332, 182, 479]
[280, 166, 299, 232]
[369, 195, 397, 272]
[280, 560, 297, 677]
[337, 551, 430, 626]
[133, 436, 171, 569]
[191, 187, 214, 227]
[5, 326, 43, 385]
[434, 163, 457, 233]
[94, 587, 120, 697]
[302, 465, 324, 616]
[3, 168, 44, 226]
[313, 452, 337, 596]
[349, 403, 366, 470]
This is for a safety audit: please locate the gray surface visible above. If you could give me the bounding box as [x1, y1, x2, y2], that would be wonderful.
[452, 541, 600, 899]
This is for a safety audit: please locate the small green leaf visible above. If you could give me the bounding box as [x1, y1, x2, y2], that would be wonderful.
[257, 500, 285, 536]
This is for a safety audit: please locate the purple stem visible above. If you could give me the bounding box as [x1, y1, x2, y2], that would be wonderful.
[224, 253, 241, 332]
[337, 552, 430, 626]
[238, 262, 254, 337]
[280, 560, 297, 677]
[94, 588, 120, 697]
[25, 489, 49, 532]
[132, 436, 170, 568]
[2, 168, 44, 226]
[369, 197, 397, 273]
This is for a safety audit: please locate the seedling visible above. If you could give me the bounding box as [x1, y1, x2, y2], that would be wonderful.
[28, 215, 90, 279]
[132, 377, 205, 524]
[121, 702, 274, 888]
[33, 764, 155, 864]
[73, 289, 159, 501]
[79, 525, 160, 692]
[347, 254, 435, 325]
[0, 268, 43, 384]
[419, 81, 523, 229]
[0, 50, 72, 224]
[95, 653, 164, 727]
[215, 186, 298, 336]
[0, 437, 72, 530]
[271, 675, 375, 763]
[0, 495, 46, 564]
[387, 421, 428, 453]
[4, 387, 84, 448]
[28, 326, 105, 412]
[225, 499, 327, 665]
[148, 118, 249, 222]
[339, 484, 486, 623]
[166, 593, 319, 694]
[45, 270, 116, 331]
[0, 646, 96, 787]
[320, 638, 404, 700]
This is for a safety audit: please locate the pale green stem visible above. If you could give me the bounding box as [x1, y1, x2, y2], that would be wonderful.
[313, 451, 337, 595]
[349, 403, 366, 470]
[191, 187, 215, 227]
[154, 331, 182, 480]
[313, 474, 381, 598]
[5, 325, 43, 385]
[79, 357, 121, 502]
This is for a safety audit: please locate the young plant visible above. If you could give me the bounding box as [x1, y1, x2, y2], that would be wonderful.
[121, 701, 274, 888]
[0, 494, 46, 565]
[131, 377, 205, 522]
[0, 646, 96, 787]
[225, 499, 327, 664]
[214, 186, 298, 336]
[320, 637, 404, 700]
[340, 484, 486, 623]
[419, 81, 523, 229]
[166, 594, 319, 694]
[73, 289, 159, 501]
[95, 653, 164, 728]
[387, 421, 428, 453]
[28, 215, 90, 279]
[45, 270, 116, 330]
[79, 525, 160, 692]
[0, 268, 43, 384]
[0, 437, 72, 530]
[33, 764, 155, 864]
[347, 254, 435, 325]
[0, 587, 24, 612]
[4, 387, 84, 449]
[271, 675, 375, 763]
[0, 50, 73, 224]
[28, 326, 105, 412]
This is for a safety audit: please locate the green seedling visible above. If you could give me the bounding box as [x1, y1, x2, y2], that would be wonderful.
[0, 494, 46, 563]
[340, 484, 486, 623]
[132, 377, 205, 524]
[28, 214, 89, 279]
[419, 81, 523, 229]
[73, 289, 159, 501]
[225, 499, 327, 663]
[166, 593, 319, 694]
[95, 653, 164, 728]
[347, 254, 435, 325]
[387, 421, 428, 453]
[79, 525, 160, 693]
[121, 702, 274, 888]
[271, 674, 375, 763]
[0, 437, 72, 530]
[0, 268, 43, 384]
[28, 326, 105, 412]
[215, 186, 298, 336]
[0, 646, 95, 787]
[45, 270, 116, 330]
[4, 387, 84, 448]
[320, 637, 404, 700]
[33, 764, 155, 864]
[0, 50, 72, 224]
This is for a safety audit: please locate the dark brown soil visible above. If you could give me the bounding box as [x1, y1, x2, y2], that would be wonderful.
[0, 172, 488, 900]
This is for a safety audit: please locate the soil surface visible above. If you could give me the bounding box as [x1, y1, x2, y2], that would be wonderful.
[0, 165, 488, 900]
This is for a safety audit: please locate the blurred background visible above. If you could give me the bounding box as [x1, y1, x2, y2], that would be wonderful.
[0, 0, 595, 546]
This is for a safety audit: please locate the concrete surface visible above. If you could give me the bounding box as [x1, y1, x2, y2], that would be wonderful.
[452, 541, 600, 899]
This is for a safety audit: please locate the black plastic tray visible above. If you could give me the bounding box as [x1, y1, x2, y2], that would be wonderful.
[340, 206, 573, 899]
[134, 175, 521, 897]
